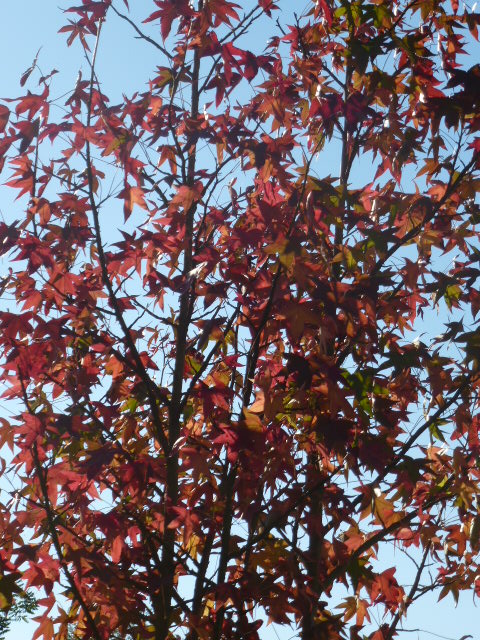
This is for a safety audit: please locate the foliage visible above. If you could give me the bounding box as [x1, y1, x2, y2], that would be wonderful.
[0, 591, 38, 639]
[0, 0, 480, 639]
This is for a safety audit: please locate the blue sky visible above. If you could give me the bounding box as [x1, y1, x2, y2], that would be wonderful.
[0, 2, 479, 639]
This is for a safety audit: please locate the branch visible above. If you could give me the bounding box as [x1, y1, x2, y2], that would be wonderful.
[179, 302, 241, 410]
[198, 6, 263, 95]
[385, 542, 431, 640]
[84, 20, 169, 453]
[110, 3, 174, 61]
[371, 150, 480, 278]
[18, 381, 102, 640]
[160, 18, 203, 638]
[322, 472, 459, 594]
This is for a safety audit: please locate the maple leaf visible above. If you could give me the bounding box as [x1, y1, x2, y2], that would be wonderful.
[14, 118, 39, 154]
[0, 105, 10, 133]
[117, 184, 147, 221]
[14, 87, 49, 120]
[143, 0, 193, 40]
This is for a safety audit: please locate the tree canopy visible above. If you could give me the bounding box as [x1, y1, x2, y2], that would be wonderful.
[0, 1, 480, 639]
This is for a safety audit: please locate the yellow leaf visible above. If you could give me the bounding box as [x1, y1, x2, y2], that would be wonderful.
[249, 392, 265, 414]
[243, 408, 263, 432]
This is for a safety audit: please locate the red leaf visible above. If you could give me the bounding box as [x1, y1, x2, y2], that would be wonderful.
[0, 106, 10, 133]
[118, 184, 147, 221]
[111, 536, 124, 563]
[143, 0, 193, 40]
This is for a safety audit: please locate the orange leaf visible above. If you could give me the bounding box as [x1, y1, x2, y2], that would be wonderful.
[118, 184, 147, 221]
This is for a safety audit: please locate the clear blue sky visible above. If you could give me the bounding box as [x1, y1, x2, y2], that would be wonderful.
[0, 2, 479, 639]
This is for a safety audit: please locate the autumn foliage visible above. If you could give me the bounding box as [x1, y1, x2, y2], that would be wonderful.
[1, 0, 480, 638]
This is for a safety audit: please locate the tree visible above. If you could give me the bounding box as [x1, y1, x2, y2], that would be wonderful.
[0, 591, 37, 639]
[0, 0, 479, 638]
